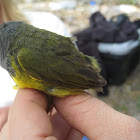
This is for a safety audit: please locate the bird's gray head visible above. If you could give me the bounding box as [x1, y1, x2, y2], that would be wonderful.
[0, 21, 24, 65]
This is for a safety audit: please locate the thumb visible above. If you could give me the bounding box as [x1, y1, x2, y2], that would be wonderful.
[54, 94, 140, 140]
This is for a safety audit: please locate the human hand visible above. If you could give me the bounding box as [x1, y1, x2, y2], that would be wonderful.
[54, 95, 140, 140]
[0, 89, 82, 140]
[0, 89, 140, 140]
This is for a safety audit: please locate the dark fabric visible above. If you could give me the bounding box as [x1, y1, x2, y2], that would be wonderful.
[75, 12, 139, 44]
[89, 12, 138, 43]
[73, 12, 139, 96]
[90, 12, 107, 27]
[133, 19, 140, 29]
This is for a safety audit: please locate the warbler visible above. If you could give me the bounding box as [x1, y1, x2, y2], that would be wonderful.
[0, 21, 106, 97]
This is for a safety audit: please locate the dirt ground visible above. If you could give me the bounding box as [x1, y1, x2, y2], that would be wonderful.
[20, 1, 140, 120]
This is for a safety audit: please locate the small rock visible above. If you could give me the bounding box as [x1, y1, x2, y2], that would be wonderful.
[49, 1, 77, 11]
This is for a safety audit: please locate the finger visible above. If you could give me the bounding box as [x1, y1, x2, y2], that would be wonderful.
[1, 89, 54, 140]
[54, 94, 140, 140]
[67, 128, 83, 140]
[0, 122, 8, 139]
[44, 136, 58, 140]
[51, 111, 71, 139]
[0, 106, 9, 131]
[51, 111, 82, 140]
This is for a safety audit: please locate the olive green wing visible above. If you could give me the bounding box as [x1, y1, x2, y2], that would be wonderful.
[17, 47, 105, 90]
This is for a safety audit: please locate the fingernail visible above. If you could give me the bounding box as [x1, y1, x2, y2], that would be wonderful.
[45, 136, 58, 140]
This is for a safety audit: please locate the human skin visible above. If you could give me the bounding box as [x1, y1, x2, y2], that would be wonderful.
[0, 107, 9, 131]
[0, 88, 140, 140]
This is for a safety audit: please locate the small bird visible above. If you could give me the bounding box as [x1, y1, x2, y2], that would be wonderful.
[0, 21, 106, 97]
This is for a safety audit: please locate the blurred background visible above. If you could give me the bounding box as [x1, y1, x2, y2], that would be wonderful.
[1, 0, 140, 127]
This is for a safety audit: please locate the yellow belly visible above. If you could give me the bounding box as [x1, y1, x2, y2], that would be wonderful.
[11, 57, 84, 97]
[12, 72, 49, 94]
[12, 73, 83, 97]
[10, 56, 49, 94]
